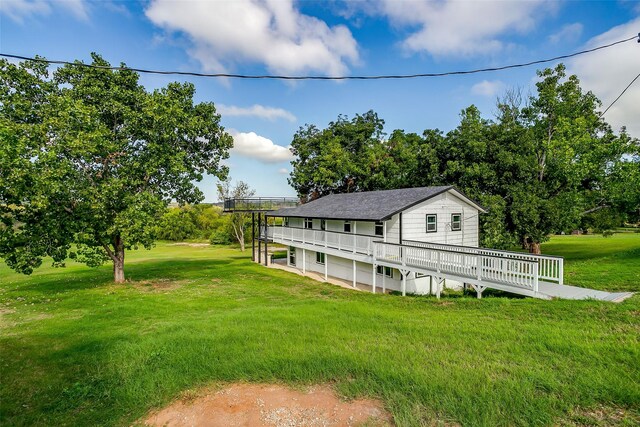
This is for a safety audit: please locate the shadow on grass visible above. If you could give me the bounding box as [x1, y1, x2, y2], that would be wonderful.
[12, 258, 252, 295]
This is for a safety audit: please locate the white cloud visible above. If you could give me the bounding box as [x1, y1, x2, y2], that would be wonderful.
[278, 168, 289, 175]
[229, 130, 294, 163]
[369, 0, 549, 57]
[567, 17, 640, 137]
[145, 0, 359, 76]
[471, 80, 506, 97]
[218, 104, 296, 122]
[0, 0, 88, 22]
[548, 22, 583, 44]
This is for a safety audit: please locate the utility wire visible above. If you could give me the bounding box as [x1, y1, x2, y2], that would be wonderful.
[1, 34, 638, 81]
[600, 72, 640, 117]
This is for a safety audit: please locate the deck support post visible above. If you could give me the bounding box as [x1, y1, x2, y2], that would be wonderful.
[257, 213, 262, 264]
[470, 284, 487, 299]
[251, 212, 255, 262]
[372, 264, 377, 293]
[429, 275, 433, 295]
[324, 254, 328, 281]
[352, 260, 357, 288]
[382, 272, 386, 293]
[400, 269, 409, 296]
[433, 276, 443, 299]
[302, 248, 306, 274]
[264, 215, 268, 266]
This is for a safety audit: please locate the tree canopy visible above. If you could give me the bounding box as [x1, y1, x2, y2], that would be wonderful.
[288, 65, 639, 252]
[0, 54, 233, 281]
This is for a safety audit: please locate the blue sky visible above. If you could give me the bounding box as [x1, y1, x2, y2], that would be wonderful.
[1, 0, 639, 201]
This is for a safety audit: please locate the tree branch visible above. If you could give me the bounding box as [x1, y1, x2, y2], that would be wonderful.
[582, 205, 610, 215]
[101, 243, 117, 263]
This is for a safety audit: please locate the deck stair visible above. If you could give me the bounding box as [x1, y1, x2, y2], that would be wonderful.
[264, 226, 633, 302]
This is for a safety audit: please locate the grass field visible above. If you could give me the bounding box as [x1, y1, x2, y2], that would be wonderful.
[1, 234, 639, 426]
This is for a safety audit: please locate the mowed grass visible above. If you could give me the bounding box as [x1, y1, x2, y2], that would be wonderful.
[0, 237, 639, 427]
[541, 233, 640, 292]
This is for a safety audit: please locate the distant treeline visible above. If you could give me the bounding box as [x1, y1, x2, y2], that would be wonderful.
[156, 204, 250, 245]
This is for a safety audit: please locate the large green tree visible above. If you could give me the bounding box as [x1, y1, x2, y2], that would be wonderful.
[288, 110, 385, 200]
[287, 65, 638, 253]
[0, 54, 232, 282]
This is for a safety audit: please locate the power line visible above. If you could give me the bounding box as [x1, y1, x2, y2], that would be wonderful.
[1, 34, 638, 81]
[600, 72, 640, 117]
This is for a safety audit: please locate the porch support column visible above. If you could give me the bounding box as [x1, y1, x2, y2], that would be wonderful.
[302, 248, 306, 274]
[324, 254, 328, 281]
[435, 276, 443, 299]
[382, 271, 386, 293]
[264, 215, 268, 266]
[352, 260, 357, 288]
[471, 284, 487, 299]
[251, 212, 255, 261]
[400, 269, 409, 296]
[257, 213, 262, 264]
[372, 264, 376, 293]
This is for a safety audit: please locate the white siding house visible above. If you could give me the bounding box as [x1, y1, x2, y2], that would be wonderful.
[247, 186, 629, 301]
[265, 186, 485, 295]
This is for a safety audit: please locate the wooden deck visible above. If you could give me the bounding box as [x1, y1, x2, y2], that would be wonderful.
[265, 226, 633, 302]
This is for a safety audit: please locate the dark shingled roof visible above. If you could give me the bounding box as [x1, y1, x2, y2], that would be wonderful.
[269, 186, 482, 221]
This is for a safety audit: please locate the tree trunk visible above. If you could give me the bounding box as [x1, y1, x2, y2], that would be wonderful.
[239, 238, 245, 252]
[113, 237, 125, 283]
[529, 242, 541, 254]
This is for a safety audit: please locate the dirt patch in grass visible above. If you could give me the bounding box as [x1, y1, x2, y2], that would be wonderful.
[143, 383, 393, 427]
[559, 404, 640, 426]
[129, 279, 189, 292]
[0, 307, 17, 329]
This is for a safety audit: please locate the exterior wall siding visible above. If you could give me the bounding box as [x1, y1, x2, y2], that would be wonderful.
[401, 192, 479, 247]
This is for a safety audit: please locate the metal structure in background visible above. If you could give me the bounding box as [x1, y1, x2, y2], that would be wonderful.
[223, 197, 299, 213]
[223, 197, 300, 263]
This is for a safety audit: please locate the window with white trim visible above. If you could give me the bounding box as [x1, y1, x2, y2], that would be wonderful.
[376, 265, 393, 278]
[343, 221, 351, 233]
[283, 217, 289, 227]
[451, 213, 462, 231]
[426, 214, 437, 233]
[320, 219, 326, 231]
[304, 218, 313, 229]
[288, 246, 296, 266]
[375, 221, 384, 236]
[316, 252, 325, 264]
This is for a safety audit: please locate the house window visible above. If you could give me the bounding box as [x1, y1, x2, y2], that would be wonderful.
[376, 265, 393, 278]
[320, 219, 326, 231]
[304, 218, 313, 229]
[426, 214, 437, 233]
[343, 221, 351, 233]
[451, 213, 462, 231]
[283, 217, 289, 227]
[288, 247, 296, 266]
[375, 221, 384, 236]
[316, 252, 325, 265]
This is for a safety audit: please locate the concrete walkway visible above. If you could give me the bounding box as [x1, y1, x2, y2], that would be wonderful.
[537, 282, 634, 302]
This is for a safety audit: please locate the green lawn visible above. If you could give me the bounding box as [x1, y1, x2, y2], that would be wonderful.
[1, 236, 639, 426]
[541, 233, 640, 292]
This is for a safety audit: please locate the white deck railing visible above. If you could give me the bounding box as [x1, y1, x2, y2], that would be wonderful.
[404, 240, 563, 285]
[374, 242, 540, 292]
[266, 226, 374, 255]
[264, 226, 565, 292]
